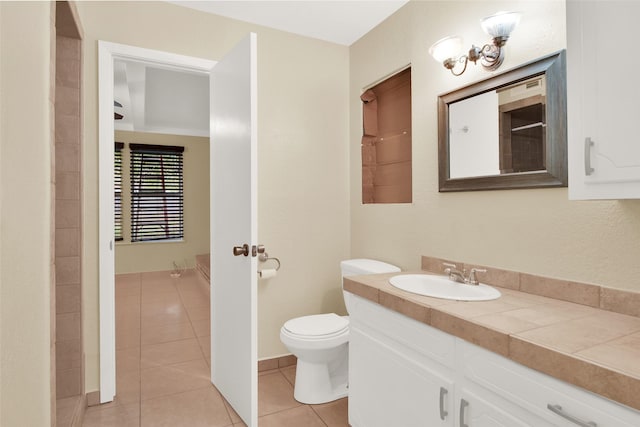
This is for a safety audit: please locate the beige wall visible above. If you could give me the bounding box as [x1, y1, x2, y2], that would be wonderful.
[114, 131, 210, 274]
[77, 1, 350, 393]
[2, 0, 640, 422]
[0, 2, 53, 426]
[350, 1, 640, 290]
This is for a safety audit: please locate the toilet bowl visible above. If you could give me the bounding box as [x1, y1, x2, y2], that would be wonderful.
[280, 259, 401, 404]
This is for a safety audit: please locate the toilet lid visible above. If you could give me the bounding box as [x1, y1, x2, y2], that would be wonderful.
[283, 313, 348, 337]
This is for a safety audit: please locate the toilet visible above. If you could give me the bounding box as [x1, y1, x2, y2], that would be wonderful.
[280, 259, 401, 404]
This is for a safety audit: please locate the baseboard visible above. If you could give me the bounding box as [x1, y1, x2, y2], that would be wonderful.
[258, 354, 297, 372]
[86, 390, 100, 407]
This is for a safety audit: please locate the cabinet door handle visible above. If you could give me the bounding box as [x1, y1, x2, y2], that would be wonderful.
[547, 404, 597, 427]
[459, 398, 469, 427]
[584, 137, 595, 176]
[439, 387, 448, 420]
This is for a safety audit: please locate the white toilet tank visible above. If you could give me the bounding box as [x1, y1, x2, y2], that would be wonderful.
[340, 259, 401, 312]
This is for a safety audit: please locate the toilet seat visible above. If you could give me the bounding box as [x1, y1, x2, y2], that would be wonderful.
[281, 313, 349, 350]
[283, 313, 348, 338]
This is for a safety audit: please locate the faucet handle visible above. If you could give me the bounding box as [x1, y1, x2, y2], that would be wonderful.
[467, 268, 487, 285]
[442, 262, 457, 274]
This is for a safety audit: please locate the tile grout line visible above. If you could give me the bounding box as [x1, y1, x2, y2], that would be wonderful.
[138, 272, 196, 422]
[175, 273, 239, 426]
[308, 404, 330, 427]
[570, 328, 640, 357]
[175, 273, 238, 426]
[139, 382, 213, 403]
[175, 273, 211, 367]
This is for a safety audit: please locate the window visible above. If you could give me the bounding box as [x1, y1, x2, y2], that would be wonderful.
[114, 142, 124, 241]
[361, 67, 412, 204]
[130, 144, 184, 242]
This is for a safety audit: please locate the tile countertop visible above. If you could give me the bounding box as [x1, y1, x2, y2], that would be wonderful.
[344, 271, 640, 413]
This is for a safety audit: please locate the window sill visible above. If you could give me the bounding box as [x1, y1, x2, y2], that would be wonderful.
[115, 238, 185, 246]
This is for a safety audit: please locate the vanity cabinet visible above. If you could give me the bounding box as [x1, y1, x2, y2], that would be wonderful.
[349, 293, 456, 427]
[349, 327, 455, 426]
[567, 1, 640, 199]
[348, 293, 640, 427]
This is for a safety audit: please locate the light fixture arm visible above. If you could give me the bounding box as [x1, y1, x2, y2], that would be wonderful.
[430, 11, 520, 77]
[444, 56, 470, 77]
[445, 41, 504, 76]
[472, 41, 505, 71]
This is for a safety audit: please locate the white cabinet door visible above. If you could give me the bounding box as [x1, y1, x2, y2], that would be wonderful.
[349, 325, 454, 427]
[567, 0, 640, 199]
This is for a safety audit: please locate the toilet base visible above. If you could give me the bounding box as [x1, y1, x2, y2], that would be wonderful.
[293, 356, 348, 404]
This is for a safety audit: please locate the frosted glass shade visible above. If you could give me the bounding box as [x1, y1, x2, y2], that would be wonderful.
[481, 11, 521, 38]
[429, 36, 463, 63]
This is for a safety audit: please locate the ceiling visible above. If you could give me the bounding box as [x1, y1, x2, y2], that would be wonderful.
[114, 1, 408, 137]
[114, 60, 210, 137]
[169, 1, 408, 46]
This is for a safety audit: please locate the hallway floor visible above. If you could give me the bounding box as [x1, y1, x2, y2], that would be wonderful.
[82, 270, 348, 427]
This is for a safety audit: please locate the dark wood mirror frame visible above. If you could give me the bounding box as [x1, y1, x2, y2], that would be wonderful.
[438, 50, 567, 192]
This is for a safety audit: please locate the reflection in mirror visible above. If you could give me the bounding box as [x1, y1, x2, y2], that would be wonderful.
[498, 76, 546, 174]
[449, 76, 546, 178]
[438, 51, 566, 192]
[449, 90, 500, 178]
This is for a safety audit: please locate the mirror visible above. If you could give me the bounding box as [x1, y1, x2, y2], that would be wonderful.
[438, 50, 566, 191]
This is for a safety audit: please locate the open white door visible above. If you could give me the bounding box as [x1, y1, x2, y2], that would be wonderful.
[210, 33, 258, 426]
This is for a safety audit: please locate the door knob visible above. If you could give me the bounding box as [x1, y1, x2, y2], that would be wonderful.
[252, 244, 265, 257]
[233, 244, 249, 257]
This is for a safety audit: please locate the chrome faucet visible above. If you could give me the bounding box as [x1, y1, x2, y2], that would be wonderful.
[467, 268, 487, 285]
[443, 263, 467, 284]
[443, 263, 487, 286]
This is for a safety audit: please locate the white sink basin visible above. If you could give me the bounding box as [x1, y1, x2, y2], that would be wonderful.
[389, 274, 501, 301]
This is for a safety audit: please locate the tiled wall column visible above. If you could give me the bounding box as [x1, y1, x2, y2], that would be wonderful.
[55, 34, 83, 400]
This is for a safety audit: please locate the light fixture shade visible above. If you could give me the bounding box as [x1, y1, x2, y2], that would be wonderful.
[429, 36, 463, 63]
[481, 11, 521, 38]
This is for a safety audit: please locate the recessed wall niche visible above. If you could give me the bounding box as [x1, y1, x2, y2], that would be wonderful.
[361, 67, 412, 204]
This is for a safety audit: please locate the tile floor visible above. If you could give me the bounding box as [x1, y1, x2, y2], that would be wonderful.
[57, 395, 83, 426]
[83, 269, 348, 427]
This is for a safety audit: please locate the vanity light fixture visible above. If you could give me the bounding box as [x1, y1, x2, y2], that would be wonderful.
[429, 11, 521, 76]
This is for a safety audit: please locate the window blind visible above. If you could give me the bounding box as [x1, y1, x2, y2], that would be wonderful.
[115, 142, 124, 241]
[130, 144, 184, 242]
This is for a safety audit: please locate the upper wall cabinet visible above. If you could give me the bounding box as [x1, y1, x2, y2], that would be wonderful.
[567, 1, 640, 199]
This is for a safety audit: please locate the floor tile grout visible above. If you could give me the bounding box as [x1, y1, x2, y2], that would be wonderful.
[139, 382, 212, 403]
[309, 405, 331, 427]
